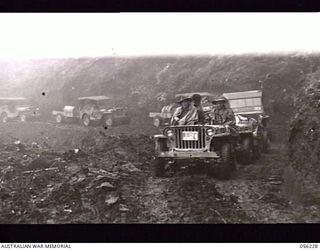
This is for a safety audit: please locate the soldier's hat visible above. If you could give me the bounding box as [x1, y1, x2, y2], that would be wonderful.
[211, 95, 228, 103]
[176, 95, 192, 103]
[191, 93, 201, 102]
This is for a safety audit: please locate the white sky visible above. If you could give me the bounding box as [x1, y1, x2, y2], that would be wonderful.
[0, 13, 319, 59]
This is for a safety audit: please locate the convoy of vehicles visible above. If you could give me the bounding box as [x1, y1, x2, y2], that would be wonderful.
[52, 96, 130, 127]
[1, 87, 271, 180]
[0, 97, 41, 123]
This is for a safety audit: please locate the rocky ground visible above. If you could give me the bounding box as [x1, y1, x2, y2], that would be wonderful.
[0, 121, 319, 224]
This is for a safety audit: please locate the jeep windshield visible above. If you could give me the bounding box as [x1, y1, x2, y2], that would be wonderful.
[97, 99, 115, 109]
[0, 98, 29, 108]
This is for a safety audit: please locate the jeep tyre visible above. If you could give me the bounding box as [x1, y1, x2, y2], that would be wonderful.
[252, 144, 261, 161]
[20, 114, 27, 122]
[0, 112, 8, 123]
[105, 117, 113, 127]
[241, 137, 253, 165]
[82, 114, 91, 126]
[56, 114, 63, 124]
[153, 158, 167, 177]
[153, 117, 161, 127]
[261, 131, 271, 153]
[208, 143, 235, 179]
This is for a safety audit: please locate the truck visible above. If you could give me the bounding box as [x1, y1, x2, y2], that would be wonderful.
[52, 96, 130, 127]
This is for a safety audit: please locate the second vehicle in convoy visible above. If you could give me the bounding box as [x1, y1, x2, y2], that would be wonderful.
[223, 90, 271, 154]
[52, 96, 130, 127]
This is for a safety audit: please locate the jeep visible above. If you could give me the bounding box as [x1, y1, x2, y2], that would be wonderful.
[52, 96, 130, 127]
[0, 97, 40, 123]
[152, 124, 237, 179]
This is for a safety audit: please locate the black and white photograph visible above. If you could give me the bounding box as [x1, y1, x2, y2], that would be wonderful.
[0, 13, 319, 225]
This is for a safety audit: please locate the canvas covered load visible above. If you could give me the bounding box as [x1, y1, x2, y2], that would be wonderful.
[223, 90, 264, 115]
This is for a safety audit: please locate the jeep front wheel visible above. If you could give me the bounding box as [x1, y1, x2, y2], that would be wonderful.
[261, 131, 271, 153]
[1, 113, 8, 123]
[82, 114, 91, 126]
[208, 143, 235, 179]
[153, 158, 167, 177]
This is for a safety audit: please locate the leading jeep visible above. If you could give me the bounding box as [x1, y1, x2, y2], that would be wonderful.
[152, 124, 237, 179]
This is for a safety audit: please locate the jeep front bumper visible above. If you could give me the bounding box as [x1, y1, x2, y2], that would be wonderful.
[157, 151, 220, 159]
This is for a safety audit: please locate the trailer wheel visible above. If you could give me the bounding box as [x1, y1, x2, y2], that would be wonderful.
[105, 117, 113, 127]
[20, 114, 27, 122]
[82, 114, 91, 126]
[56, 114, 63, 123]
[153, 117, 161, 127]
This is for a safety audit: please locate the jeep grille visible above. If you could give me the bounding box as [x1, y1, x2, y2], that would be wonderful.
[172, 127, 206, 149]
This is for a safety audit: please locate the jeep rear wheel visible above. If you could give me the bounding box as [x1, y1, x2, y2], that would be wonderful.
[153, 158, 167, 177]
[241, 137, 253, 165]
[1, 113, 8, 123]
[82, 114, 91, 126]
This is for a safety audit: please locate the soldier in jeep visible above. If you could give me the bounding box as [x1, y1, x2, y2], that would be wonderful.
[171, 96, 198, 125]
[191, 94, 205, 124]
[209, 96, 236, 127]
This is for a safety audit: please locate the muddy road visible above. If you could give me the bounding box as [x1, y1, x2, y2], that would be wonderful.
[0, 121, 318, 223]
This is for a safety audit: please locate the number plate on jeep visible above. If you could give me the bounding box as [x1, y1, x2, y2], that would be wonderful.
[182, 131, 198, 141]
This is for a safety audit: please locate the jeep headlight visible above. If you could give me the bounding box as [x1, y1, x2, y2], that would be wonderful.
[164, 129, 174, 137]
[206, 128, 214, 136]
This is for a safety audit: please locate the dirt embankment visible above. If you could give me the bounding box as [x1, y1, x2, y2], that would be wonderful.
[283, 72, 320, 204]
